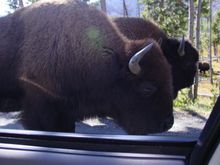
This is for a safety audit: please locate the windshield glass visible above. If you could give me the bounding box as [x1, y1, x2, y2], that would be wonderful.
[0, 0, 219, 139]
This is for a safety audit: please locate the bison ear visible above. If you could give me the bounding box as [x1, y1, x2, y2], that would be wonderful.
[128, 43, 154, 75]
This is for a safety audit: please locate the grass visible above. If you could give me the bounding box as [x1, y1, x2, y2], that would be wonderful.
[213, 61, 220, 72]
[185, 97, 214, 114]
[174, 58, 220, 115]
[174, 89, 214, 116]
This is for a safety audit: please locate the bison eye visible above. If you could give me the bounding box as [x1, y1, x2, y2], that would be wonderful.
[139, 82, 157, 97]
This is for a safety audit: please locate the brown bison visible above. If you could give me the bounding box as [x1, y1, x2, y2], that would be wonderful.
[0, 0, 173, 134]
[113, 17, 199, 98]
[198, 62, 210, 74]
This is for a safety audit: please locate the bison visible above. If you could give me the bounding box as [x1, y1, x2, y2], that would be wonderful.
[0, 0, 174, 135]
[113, 17, 199, 99]
[198, 62, 210, 74]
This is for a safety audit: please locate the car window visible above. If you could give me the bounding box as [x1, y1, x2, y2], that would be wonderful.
[0, 0, 219, 140]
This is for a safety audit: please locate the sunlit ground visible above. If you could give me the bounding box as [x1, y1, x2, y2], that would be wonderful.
[0, 109, 209, 137]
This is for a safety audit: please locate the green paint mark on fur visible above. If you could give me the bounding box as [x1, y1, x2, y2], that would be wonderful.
[86, 26, 103, 50]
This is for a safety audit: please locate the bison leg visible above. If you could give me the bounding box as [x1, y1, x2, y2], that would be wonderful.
[21, 91, 76, 132]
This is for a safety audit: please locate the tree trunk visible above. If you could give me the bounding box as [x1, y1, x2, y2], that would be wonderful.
[188, 0, 194, 42]
[214, 42, 219, 61]
[123, 0, 128, 17]
[100, 0, 106, 13]
[217, 44, 219, 61]
[18, 0, 24, 8]
[209, 0, 213, 84]
[193, 0, 203, 101]
[214, 42, 216, 54]
[160, 0, 164, 8]
[188, 0, 195, 99]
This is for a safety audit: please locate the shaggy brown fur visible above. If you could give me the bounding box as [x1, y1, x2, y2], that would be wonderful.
[0, 0, 173, 134]
[113, 17, 167, 41]
[19, 76, 61, 99]
[114, 17, 199, 98]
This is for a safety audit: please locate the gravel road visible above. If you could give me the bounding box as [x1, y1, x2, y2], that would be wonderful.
[0, 109, 210, 138]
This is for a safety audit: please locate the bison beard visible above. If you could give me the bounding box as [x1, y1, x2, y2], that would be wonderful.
[0, 0, 173, 134]
[113, 17, 199, 99]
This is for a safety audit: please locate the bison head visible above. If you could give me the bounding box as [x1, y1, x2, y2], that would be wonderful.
[161, 37, 199, 99]
[107, 40, 174, 135]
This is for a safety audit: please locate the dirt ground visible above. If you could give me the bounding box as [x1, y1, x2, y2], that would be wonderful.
[0, 109, 210, 138]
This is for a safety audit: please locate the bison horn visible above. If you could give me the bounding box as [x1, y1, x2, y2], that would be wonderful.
[178, 35, 185, 56]
[158, 38, 162, 46]
[128, 43, 154, 75]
